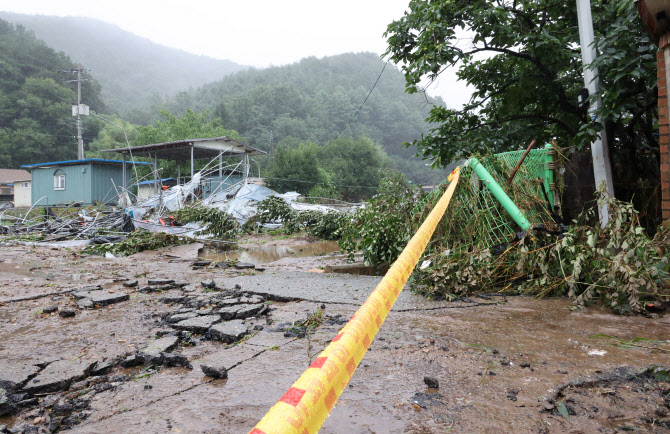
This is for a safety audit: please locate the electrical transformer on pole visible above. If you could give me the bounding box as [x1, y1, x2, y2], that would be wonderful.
[62, 66, 90, 160]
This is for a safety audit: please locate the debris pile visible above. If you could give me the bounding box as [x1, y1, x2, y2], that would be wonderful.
[1, 160, 356, 250]
[0, 204, 131, 244]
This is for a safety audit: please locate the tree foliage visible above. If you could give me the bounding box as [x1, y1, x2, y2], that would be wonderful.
[132, 53, 449, 185]
[384, 0, 657, 184]
[133, 109, 242, 146]
[264, 136, 390, 200]
[339, 173, 419, 268]
[320, 137, 390, 200]
[264, 139, 329, 196]
[0, 12, 246, 114]
[0, 19, 104, 168]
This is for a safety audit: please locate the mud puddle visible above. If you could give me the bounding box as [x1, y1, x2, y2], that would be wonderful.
[200, 240, 340, 265]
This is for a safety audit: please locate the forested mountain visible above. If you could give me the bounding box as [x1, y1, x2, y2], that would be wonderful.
[0, 12, 448, 184]
[0, 12, 247, 113]
[149, 53, 447, 183]
[0, 19, 104, 168]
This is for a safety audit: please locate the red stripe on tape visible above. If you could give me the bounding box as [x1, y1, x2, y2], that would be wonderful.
[249, 429, 266, 434]
[310, 357, 327, 369]
[279, 387, 306, 407]
[332, 333, 343, 342]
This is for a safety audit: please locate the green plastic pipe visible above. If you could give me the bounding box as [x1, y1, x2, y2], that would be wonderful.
[467, 157, 532, 231]
[543, 143, 555, 209]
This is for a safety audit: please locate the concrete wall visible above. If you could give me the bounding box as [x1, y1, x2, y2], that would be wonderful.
[14, 180, 31, 208]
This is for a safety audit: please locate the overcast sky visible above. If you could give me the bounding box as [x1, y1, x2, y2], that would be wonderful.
[2, 0, 471, 106]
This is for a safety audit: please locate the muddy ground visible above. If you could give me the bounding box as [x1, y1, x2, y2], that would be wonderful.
[0, 235, 669, 433]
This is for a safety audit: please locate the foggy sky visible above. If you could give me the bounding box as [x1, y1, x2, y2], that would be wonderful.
[2, 0, 472, 106]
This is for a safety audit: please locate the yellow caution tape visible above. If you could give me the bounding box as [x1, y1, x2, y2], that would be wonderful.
[250, 167, 461, 434]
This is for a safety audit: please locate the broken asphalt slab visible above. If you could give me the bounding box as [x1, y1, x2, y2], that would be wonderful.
[217, 303, 265, 320]
[207, 320, 248, 343]
[172, 315, 221, 334]
[0, 362, 41, 392]
[199, 346, 260, 379]
[22, 359, 95, 394]
[218, 271, 466, 310]
[72, 287, 130, 309]
[140, 335, 180, 359]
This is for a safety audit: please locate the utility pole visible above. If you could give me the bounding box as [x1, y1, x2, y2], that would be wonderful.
[61, 66, 90, 160]
[76, 67, 83, 160]
[269, 128, 274, 164]
[576, 0, 615, 227]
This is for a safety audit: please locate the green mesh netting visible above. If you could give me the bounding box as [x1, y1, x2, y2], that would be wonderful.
[429, 145, 556, 255]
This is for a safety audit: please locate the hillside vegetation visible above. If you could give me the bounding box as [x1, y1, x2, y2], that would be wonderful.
[0, 12, 246, 113]
[0, 19, 104, 167]
[144, 53, 447, 183]
[0, 14, 449, 185]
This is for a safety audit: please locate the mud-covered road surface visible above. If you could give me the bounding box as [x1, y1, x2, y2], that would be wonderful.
[0, 237, 669, 433]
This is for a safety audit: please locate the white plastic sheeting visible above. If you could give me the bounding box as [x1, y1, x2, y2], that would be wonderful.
[206, 183, 345, 226]
[132, 220, 203, 238]
[130, 173, 202, 215]
[125, 170, 356, 235]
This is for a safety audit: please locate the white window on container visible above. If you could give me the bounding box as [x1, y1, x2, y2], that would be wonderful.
[54, 171, 65, 190]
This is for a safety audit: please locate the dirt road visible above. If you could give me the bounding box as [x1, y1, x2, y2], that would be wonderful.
[0, 239, 668, 433]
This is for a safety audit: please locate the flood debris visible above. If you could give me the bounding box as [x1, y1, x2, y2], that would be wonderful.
[1, 149, 355, 258]
[541, 366, 670, 430]
[410, 392, 444, 409]
[423, 376, 439, 389]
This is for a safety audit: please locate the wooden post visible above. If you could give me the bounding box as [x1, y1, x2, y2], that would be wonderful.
[507, 140, 536, 186]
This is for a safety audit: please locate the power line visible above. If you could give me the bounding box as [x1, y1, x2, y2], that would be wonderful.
[318, 59, 389, 156]
[285, 59, 390, 179]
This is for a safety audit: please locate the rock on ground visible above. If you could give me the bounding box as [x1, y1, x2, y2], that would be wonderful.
[199, 346, 259, 379]
[0, 387, 13, 416]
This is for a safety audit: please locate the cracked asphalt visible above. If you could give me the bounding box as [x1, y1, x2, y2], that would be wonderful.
[1, 240, 669, 433]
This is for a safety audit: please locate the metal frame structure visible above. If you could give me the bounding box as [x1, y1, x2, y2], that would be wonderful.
[101, 137, 267, 195]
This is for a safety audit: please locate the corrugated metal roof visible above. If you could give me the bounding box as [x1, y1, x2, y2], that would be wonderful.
[136, 178, 178, 186]
[0, 169, 31, 183]
[20, 159, 152, 169]
[101, 136, 266, 160]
